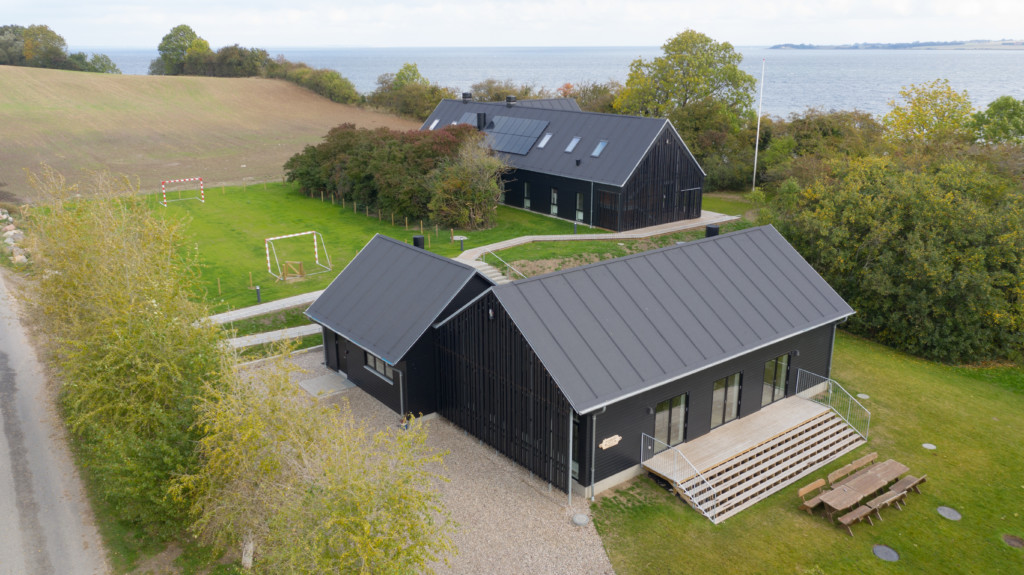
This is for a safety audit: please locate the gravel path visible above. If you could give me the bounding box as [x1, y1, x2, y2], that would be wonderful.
[239, 350, 615, 575]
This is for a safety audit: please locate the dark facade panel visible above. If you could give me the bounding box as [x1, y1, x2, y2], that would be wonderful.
[617, 125, 704, 230]
[588, 323, 837, 484]
[437, 292, 574, 491]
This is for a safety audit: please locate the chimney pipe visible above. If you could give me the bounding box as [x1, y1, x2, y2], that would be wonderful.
[476, 112, 487, 130]
[506, 95, 516, 107]
[462, 92, 472, 102]
[705, 224, 720, 238]
[413, 235, 425, 249]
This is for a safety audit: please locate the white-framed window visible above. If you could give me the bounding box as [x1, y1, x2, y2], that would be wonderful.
[565, 136, 581, 153]
[364, 351, 394, 383]
[575, 192, 584, 221]
[591, 140, 608, 157]
[537, 133, 553, 148]
[524, 182, 531, 209]
[550, 188, 558, 215]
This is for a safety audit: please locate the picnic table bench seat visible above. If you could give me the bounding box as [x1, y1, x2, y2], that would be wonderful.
[798, 478, 827, 515]
[838, 505, 875, 536]
[866, 490, 907, 519]
[890, 474, 927, 495]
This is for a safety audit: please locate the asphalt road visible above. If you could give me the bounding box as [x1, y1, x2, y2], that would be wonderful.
[0, 271, 108, 575]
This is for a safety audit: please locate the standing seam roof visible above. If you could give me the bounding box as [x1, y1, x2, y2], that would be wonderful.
[305, 234, 491, 364]
[490, 225, 855, 414]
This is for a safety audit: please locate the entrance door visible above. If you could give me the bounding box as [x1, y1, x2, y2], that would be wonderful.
[654, 393, 688, 452]
[336, 337, 348, 374]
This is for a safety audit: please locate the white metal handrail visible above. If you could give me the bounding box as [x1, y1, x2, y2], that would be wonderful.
[641, 433, 717, 522]
[479, 250, 527, 280]
[796, 369, 871, 440]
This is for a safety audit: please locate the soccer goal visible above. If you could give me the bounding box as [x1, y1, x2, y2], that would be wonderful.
[160, 177, 205, 206]
[265, 231, 332, 280]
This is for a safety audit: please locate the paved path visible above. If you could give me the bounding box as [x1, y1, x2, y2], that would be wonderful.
[214, 213, 738, 347]
[454, 210, 738, 262]
[0, 271, 109, 575]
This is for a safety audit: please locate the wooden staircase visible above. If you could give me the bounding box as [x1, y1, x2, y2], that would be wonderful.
[676, 409, 864, 523]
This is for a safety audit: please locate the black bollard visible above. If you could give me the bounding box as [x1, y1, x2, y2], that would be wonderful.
[256, 286, 261, 304]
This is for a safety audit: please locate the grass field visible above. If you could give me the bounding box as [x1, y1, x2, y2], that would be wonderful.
[593, 332, 1024, 575]
[492, 220, 754, 277]
[0, 66, 417, 203]
[160, 182, 594, 312]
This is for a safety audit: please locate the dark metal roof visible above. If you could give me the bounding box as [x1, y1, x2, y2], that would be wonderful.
[305, 234, 490, 364]
[421, 99, 701, 187]
[514, 98, 583, 111]
[490, 225, 855, 414]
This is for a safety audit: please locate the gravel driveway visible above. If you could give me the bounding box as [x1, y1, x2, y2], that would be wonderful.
[243, 350, 615, 575]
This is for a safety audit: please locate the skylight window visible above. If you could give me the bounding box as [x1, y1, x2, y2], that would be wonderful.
[537, 133, 553, 148]
[591, 140, 608, 157]
[565, 136, 581, 153]
[429, 119, 439, 130]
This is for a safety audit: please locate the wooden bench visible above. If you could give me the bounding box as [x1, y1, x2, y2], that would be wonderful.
[838, 505, 875, 536]
[890, 474, 927, 496]
[798, 478, 827, 515]
[827, 464, 854, 486]
[866, 490, 907, 519]
[851, 452, 878, 471]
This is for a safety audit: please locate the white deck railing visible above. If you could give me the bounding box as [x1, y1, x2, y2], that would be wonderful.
[641, 433, 717, 522]
[795, 369, 871, 440]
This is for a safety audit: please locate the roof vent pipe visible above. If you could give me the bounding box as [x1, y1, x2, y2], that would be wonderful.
[462, 92, 472, 102]
[705, 224, 720, 238]
[413, 235, 425, 249]
[506, 95, 516, 107]
[476, 112, 487, 130]
[575, 159, 581, 166]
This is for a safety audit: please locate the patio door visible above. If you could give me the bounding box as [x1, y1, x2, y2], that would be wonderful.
[654, 393, 688, 452]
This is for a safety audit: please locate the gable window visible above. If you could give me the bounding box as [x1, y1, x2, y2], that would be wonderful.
[654, 392, 688, 452]
[565, 136, 581, 153]
[575, 192, 584, 221]
[428, 119, 439, 130]
[761, 354, 790, 407]
[364, 351, 394, 383]
[710, 372, 742, 429]
[523, 182, 531, 209]
[537, 133, 553, 148]
[591, 140, 608, 157]
[550, 188, 558, 215]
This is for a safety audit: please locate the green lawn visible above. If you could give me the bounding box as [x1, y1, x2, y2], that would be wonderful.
[493, 220, 754, 277]
[155, 183, 596, 312]
[592, 332, 1024, 574]
[702, 192, 754, 217]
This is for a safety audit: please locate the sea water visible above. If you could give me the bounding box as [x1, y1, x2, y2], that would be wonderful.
[90, 46, 1024, 118]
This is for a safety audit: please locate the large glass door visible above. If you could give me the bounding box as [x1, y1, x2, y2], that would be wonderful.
[761, 354, 790, 407]
[654, 393, 688, 452]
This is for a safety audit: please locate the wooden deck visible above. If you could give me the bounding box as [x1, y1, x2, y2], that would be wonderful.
[643, 396, 863, 522]
[646, 396, 830, 479]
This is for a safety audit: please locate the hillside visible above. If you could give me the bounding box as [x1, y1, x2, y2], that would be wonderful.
[0, 66, 419, 203]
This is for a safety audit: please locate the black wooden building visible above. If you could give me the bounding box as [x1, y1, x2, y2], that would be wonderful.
[306, 226, 854, 497]
[434, 225, 854, 493]
[420, 96, 706, 232]
[305, 234, 492, 415]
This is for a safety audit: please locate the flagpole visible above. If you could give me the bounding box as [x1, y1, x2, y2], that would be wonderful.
[752, 58, 766, 192]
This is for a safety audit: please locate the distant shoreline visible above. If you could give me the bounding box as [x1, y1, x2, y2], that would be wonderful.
[771, 40, 1024, 50]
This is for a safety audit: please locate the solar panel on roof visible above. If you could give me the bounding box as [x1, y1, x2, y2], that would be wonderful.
[481, 116, 549, 155]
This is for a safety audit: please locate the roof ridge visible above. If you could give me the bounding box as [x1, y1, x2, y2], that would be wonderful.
[371, 233, 480, 275]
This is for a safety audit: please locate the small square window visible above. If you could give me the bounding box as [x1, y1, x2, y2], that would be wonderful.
[565, 137, 581, 153]
[591, 140, 608, 157]
[537, 133, 552, 148]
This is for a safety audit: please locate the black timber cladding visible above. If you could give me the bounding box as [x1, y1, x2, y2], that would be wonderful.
[437, 291, 573, 490]
[304, 234, 492, 365]
[421, 99, 704, 188]
[487, 225, 855, 414]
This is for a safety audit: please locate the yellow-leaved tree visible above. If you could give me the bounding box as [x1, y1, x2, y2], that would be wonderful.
[882, 79, 976, 151]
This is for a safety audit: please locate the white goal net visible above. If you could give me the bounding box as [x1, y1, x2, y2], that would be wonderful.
[264, 231, 332, 280]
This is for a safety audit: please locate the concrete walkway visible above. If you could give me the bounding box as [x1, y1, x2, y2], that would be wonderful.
[453, 210, 738, 262]
[227, 323, 321, 349]
[216, 212, 738, 348]
[208, 290, 324, 325]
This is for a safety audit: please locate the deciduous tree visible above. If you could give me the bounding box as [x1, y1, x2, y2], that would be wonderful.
[974, 95, 1024, 144]
[882, 79, 975, 150]
[157, 24, 201, 75]
[427, 140, 509, 229]
[23, 24, 66, 68]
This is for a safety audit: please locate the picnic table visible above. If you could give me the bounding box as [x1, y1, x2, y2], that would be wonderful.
[820, 459, 910, 518]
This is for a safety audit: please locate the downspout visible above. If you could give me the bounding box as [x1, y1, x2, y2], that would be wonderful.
[398, 369, 405, 418]
[567, 411, 573, 508]
[827, 316, 850, 378]
[590, 406, 606, 501]
[589, 181, 594, 229]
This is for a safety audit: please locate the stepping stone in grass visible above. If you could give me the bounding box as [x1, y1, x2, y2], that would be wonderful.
[873, 545, 899, 562]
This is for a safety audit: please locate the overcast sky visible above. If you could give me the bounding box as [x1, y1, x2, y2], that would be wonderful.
[5, 0, 1022, 48]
